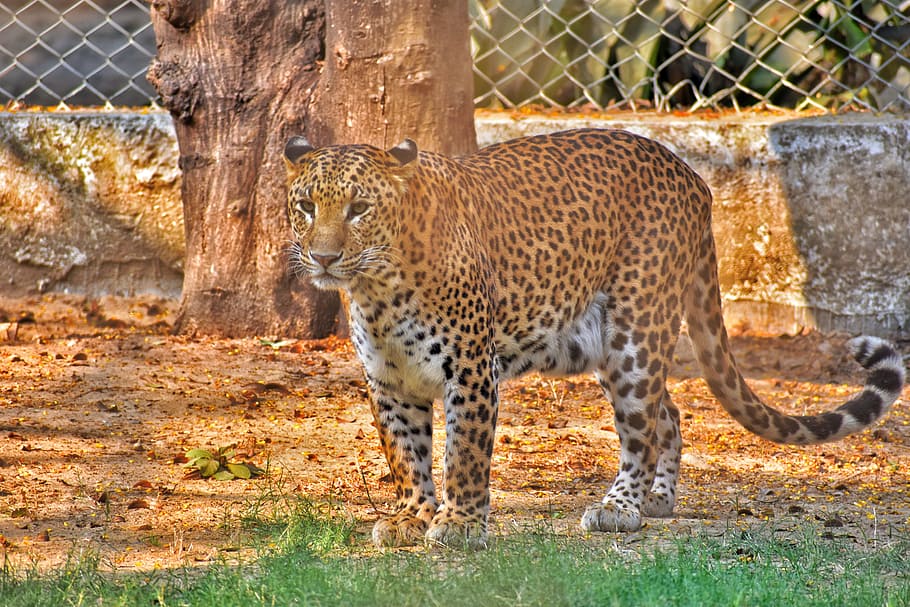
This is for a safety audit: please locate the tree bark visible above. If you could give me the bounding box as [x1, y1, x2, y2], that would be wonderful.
[309, 0, 477, 154]
[148, 0, 339, 337]
[148, 0, 476, 338]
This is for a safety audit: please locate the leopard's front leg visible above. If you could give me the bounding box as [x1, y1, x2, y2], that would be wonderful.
[368, 386, 437, 547]
[426, 353, 499, 549]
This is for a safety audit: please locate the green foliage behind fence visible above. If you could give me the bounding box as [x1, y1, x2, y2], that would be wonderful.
[470, 0, 910, 111]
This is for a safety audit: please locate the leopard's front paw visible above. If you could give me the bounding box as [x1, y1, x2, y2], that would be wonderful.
[372, 513, 429, 548]
[426, 509, 488, 550]
[580, 500, 642, 532]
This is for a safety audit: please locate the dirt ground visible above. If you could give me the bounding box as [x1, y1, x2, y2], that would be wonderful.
[0, 295, 907, 572]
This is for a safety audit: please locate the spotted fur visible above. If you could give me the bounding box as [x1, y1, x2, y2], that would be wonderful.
[283, 129, 905, 548]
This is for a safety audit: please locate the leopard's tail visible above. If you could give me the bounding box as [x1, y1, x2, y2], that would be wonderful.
[685, 227, 905, 445]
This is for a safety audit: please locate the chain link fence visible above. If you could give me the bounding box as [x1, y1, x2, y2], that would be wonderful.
[1, 0, 155, 106]
[471, 0, 910, 111]
[2, 1, 908, 111]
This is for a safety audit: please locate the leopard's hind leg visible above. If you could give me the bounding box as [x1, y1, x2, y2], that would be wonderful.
[582, 330, 672, 531]
[641, 389, 681, 517]
[582, 286, 683, 532]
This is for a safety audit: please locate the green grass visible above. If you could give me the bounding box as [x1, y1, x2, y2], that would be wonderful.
[1, 498, 907, 607]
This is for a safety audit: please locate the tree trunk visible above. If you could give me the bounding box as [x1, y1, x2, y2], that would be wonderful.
[148, 0, 339, 337]
[309, 0, 477, 154]
[148, 0, 475, 338]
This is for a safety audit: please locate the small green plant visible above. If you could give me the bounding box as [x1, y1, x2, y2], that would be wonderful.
[183, 445, 264, 481]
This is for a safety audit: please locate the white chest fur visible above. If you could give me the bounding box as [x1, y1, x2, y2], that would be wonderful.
[349, 306, 447, 404]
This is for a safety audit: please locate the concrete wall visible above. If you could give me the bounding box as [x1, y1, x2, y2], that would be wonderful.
[0, 112, 183, 298]
[1, 111, 907, 337]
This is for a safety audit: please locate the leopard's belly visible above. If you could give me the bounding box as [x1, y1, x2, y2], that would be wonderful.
[350, 293, 619, 401]
[494, 293, 615, 380]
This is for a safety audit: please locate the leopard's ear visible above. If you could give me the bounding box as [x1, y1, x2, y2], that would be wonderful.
[387, 138, 418, 166]
[284, 136, 314, 166]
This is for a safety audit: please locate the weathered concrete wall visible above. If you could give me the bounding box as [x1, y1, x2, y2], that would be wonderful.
[0, 112, 183, 298]
[1, 111, 907, 337]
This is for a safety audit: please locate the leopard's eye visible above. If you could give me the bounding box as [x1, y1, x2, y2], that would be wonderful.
[296, 199, 316, 216]
[347, 200, 370, 220]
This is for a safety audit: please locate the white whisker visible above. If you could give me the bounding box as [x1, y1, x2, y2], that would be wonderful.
[285, 241, 317, 279]
[354, 244, 402, 276]
[284, 239, 402, 285]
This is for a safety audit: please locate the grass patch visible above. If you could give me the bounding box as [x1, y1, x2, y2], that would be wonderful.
[176, 527, 910, 607]
[1, 498, 907, 607]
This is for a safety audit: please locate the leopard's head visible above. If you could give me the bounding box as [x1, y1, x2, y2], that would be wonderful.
[283, 136, 418, 291]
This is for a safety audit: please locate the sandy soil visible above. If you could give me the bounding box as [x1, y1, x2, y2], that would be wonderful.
[0, 295, 907, 572]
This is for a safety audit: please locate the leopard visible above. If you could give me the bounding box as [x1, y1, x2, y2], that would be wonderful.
[283, 128, 905, 549]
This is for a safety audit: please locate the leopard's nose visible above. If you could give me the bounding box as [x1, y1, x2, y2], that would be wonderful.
[309, 251, 342, 269]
